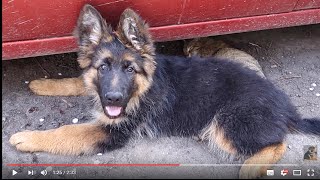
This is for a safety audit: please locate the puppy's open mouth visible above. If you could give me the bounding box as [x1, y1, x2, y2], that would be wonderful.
[105, 106, 123, 118]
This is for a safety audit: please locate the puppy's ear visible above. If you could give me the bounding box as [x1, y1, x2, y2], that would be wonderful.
[75, 4, 113, 46]
[117, 8, 155, 56]
[75, 4, 113, 68]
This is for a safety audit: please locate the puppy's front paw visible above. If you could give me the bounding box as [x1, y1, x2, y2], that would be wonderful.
[29, 79, 52, 95]
[10, 131, 43, 152]
[29, 78, 87, 96]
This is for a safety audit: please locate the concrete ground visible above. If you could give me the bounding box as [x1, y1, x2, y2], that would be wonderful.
[2, 24, 320, 179]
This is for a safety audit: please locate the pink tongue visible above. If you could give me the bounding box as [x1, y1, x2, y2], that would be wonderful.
[105, 106, 122, 117]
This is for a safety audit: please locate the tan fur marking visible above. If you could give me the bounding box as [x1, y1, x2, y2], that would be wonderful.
[83, 67, 98, 93]
[125, 72, 153, 114]
[213, 126, 237, 154]
[95, 49, 113, 67]
[98, 49, 112, 58]
[239, 143, 287, 179]
[77, 57, 92, 69]
[29, 77, 87, 96]
[142, 58, 156, 77]
[134, 74, 152, 97]
[126, 96, 140, 115]
[125, 75, 150, 114]
[200, 120, 236, 154]
[123, 53, 135, 61]
[77, 44, 95, 69]
[9, 123, 107, 155]
[103, 34, 113, 42]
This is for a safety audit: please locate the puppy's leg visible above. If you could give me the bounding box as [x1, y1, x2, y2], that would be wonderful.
[239, 142, 286, 179]
[9, 123, 107, 155]
[29, 77, 87, 96]
[200, 120, 237, 154]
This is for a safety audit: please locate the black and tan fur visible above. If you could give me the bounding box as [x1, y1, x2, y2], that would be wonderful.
[184, 37, 265, 78]
[10, 4, 320, 179]
[304, 146, 317, 160]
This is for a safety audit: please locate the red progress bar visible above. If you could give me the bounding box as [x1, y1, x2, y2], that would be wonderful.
[7, 164, 181, 167]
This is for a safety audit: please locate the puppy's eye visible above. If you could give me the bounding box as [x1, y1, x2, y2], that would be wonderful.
[127, 66, 135, 73]
[99, 64, 107, 71]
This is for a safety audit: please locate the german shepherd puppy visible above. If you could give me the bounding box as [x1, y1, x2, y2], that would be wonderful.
[304, 146, 317, 160]
[10, 4, 320, 179]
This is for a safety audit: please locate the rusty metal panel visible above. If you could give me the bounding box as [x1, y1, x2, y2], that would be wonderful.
[294, 0, 320, 10]
[179, 0, 298, 24]
[152, 8, 320, 41]
[3, 9, 320, 60]
[2, 0, 320, 60]
[2, 0, 184, 42]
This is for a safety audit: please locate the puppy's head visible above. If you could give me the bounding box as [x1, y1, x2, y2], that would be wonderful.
[75, 5, 156, 121]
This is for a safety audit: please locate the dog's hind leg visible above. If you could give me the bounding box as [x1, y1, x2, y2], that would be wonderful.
[29, 77, 87, 96]
[201, 117, 287, 179]
[239, 142, 286, 179]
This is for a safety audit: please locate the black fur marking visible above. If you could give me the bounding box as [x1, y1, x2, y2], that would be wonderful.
[294, 118, 320, 135]
[96, 125, 132, 152]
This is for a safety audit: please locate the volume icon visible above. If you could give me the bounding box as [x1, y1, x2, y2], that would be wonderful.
[41, 170, 47, 176]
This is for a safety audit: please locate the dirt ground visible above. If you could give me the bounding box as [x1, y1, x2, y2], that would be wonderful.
[2, 24, 320, 179]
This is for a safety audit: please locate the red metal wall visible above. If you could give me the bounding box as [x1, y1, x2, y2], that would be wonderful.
[2, 0, 320, 60]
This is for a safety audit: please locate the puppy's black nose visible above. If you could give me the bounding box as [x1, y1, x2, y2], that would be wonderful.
[105, 92, 123, 103]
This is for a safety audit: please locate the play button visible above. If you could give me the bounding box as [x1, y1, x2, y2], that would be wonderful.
[12, 170, 18, 176]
